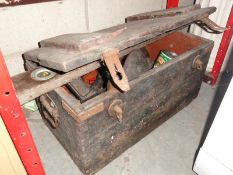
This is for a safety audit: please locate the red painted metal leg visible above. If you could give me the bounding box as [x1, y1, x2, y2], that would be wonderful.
[166, 0, 179, 9]
[0, 51, 45, 175]
[211, 7, 233, 85]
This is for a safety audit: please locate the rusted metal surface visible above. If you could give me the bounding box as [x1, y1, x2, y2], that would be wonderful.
[23, 5, 216, 72]
[102, 49, 130, 92]
[203, 72, 214, 84]
[196, 17, 225, 33]
[145, 32, 203, 59]
[192, 55, 204, 71]
[126, 4, 200, 22]
[39, 32, 214, 175]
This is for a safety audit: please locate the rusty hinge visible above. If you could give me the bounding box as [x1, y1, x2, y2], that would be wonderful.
[196, 17, 225, 33]
[102, 49, 130, 92]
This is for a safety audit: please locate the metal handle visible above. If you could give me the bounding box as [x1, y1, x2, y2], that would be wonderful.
[192, 55, 203, 71]
[40, 94, 59, 128]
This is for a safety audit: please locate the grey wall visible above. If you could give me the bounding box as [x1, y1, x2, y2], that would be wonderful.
[0, 0, 167, 75]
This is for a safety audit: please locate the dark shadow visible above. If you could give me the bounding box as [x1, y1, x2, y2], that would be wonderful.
[193, 46, 233, 167]
[199, 47, 233, 147]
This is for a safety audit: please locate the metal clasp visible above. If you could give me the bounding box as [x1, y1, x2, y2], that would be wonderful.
[102, 49, 130, 92]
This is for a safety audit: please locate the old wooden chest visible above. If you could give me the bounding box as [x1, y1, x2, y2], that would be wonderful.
[37, 31, 213, 174]
[16, 5, 221, 175]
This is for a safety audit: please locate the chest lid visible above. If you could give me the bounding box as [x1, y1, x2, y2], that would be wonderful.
[23, 4, 217, 72]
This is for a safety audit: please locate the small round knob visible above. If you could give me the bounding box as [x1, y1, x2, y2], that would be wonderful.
[192, 55, 203, 71]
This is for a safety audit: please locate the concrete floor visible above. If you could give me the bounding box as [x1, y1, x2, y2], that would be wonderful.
[27, 83, 216, 175]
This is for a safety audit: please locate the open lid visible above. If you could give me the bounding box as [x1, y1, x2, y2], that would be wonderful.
[23, 4, 219, 72]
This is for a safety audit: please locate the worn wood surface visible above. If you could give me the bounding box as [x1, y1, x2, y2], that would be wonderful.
[55, 87, 105, 123]
[23, 6, 215, 72]
[39, 32, 214, 175]
[13, 62, 100, 104]
[13, 5, 216, 105]
[12, 31, 177, 105]
[13, 6, 215, 105]
[126, 4, 200, 22]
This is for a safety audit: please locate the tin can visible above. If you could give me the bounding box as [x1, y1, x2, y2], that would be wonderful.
[154, 50, 177, 68]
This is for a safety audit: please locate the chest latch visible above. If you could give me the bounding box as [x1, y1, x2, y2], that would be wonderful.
[102, 49, 130, 92]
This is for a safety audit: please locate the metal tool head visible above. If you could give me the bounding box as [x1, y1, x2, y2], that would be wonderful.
[31, 68, 56, 81]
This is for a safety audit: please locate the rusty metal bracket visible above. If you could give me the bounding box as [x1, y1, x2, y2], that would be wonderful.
[102, 49, 130, 92]
[108, 99, 124, 122]
[192, 55, 203, 71]
[196, 17, 225, 34]
[40, 94, 59, 128]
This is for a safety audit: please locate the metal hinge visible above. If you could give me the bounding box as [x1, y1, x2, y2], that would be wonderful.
[196, 17, 225, 34]
[102, 49, 130, 92]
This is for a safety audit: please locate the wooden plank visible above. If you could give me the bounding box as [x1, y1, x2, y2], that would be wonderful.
[13, 6, 216, 104]
[11, 31, 181, 105]
[13, 62, 101, 105]
[126, 4, 201, 22]
[0, 117, 27, 175]
[42, 35, 214, 174]
[56, 87, 105, 123]
[23, 6, 216, 72]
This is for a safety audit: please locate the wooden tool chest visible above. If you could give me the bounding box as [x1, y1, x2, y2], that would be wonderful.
[38, 31, 213, 175]
[12, 4, 223, 175]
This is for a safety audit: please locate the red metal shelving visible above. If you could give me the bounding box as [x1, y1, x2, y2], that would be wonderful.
[0, 51, 45, 175]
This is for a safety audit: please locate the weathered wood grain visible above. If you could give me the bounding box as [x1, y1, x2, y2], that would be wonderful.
[126, 4, 201, 22]
[13, 32, 170, 105]
[13, 28, 212, 105]
[23, 6, 216, 72]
